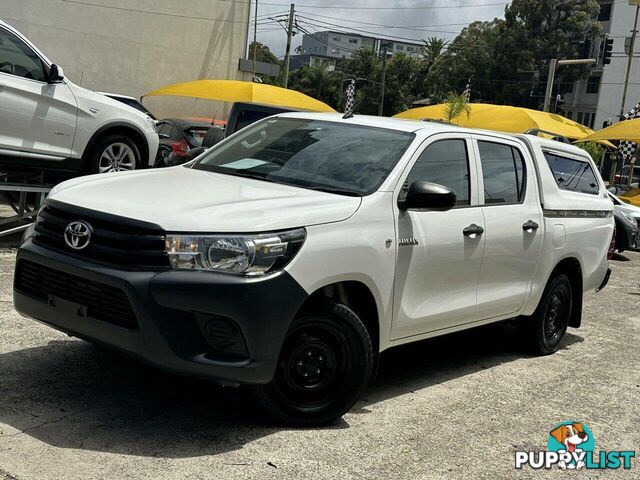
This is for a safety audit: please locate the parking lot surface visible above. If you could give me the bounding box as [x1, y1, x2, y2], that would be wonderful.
[0, 245, 639, 479]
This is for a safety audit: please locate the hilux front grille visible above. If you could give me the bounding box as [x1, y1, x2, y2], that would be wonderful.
[15, 259, 139, 329]
[33, 200, 169, 269]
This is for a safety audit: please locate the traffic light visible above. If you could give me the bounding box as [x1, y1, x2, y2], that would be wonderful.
[602, 36, 614, 65]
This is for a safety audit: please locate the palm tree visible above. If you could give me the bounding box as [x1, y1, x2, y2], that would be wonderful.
[422, 37, 446, 73]
[443, 91, 471, 124]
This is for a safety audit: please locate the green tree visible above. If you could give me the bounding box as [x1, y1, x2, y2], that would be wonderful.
[425, 0, 602, 108]
[443, 91, 472, 124]
[501, 0, 602, 106]
[248, 42, 280, 65]
[287, 64, 341, 107]
[421, 37, 446, 74]
[577, 141, 604, 164]
[384, 53, 421, 115]
[426, 20, 505, 103]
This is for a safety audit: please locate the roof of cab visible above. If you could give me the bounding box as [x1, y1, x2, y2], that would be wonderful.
[275, 112, 471, 135]
[274, 112, 592, 156]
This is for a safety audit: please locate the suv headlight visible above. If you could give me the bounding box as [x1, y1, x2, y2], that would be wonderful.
[165, 228, 306, 276]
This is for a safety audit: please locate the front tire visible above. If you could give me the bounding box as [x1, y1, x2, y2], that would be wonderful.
[90, 135, 141, 174]
[518, 273, 573, 355]
[253, 302, 373, 426]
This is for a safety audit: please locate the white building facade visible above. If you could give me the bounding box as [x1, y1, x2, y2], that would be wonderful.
[1, 0, 251, 118]
[564, 0, 640, 128]
[300, 30, 424, 60]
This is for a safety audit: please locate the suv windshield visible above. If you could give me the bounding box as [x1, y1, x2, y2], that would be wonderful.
[190, 117, 415, 196]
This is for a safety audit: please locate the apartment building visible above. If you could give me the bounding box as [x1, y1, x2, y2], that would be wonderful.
[564, 0, 640, 128]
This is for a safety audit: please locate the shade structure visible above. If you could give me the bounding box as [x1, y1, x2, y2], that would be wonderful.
[393, 103, 595, 140]
[620, 188, 640, 207]
[577, 118, 640, 143]
[143, 79, 336, 113]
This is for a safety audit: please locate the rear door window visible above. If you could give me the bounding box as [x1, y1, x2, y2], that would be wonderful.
[544, 152, 599, 195]
[477, 141, 526, 205]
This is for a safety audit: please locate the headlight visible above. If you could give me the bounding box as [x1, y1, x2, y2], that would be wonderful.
[623, 212, 637, 226]
[165, 228, 306, 276]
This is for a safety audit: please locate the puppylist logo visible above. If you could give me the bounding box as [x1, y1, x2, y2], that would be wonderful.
[515, 421, 636, 471]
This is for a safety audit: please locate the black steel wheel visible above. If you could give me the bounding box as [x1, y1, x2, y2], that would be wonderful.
[253, 302, 373, 426]
[518, 273, 573, 355]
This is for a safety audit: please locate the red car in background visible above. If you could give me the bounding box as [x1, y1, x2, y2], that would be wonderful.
[155, 117, 225, 167]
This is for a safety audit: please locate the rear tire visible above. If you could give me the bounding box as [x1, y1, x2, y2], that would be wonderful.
[518, 273, 573, 355]
[252, 302, 373, 426]
[89, 135, 141, 174]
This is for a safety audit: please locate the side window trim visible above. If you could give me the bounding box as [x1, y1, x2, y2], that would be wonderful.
[395, 133, 480, 208]
[543, 150, 600, 195]
[472, 136, 530, 207]
[0, 26, 48, 83]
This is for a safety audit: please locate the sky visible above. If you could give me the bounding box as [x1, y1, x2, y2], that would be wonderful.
[250, 0, 509, 58]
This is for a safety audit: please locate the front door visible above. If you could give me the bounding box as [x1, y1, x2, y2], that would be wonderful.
[392, 135, 485, 339]
[472, 136, 544, 320]
[0, 26, 76, 159]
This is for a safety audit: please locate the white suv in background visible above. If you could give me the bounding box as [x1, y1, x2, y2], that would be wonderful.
[0, 19, 158, 174]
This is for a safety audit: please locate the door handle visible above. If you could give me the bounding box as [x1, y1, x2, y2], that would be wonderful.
[522, 220, 539, 233]
[463, 224, 484, 237]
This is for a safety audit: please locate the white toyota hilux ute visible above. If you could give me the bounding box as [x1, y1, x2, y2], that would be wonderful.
[0, 19, 159, 173]
[14, 113, 614, 425]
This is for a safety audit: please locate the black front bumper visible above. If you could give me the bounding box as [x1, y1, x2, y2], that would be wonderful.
[13, 240, 309, 385]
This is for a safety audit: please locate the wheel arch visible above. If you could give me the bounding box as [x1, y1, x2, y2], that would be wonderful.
[83, 122, 150, 170]
[548, 257, 583, 328]
[299, 280, 380, 356]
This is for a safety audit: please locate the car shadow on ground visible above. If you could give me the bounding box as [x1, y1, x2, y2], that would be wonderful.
[0, 322, 583, 458]
[613, 252, 631, 262]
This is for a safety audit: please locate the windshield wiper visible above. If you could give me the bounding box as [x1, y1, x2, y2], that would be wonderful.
[210, 169, 362, 196]
[301, 185, 363, 197]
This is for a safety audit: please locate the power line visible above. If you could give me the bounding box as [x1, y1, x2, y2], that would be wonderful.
[217, 0, 510, 10]
[297, 14, 461, 36]
[298, 16, 440, 42]
[60, 0, 254, 24]
[296, 10, 479, 29]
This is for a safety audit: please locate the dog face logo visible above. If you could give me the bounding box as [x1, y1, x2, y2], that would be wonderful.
[516, 422, 635, 470]
[548, 422, 595, 470]
[550, 423, 589, 453]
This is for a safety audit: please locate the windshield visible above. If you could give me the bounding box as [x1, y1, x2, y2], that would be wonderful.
[190, 117, 415, 196]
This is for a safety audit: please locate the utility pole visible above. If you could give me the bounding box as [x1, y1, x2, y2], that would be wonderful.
[282, 3, 295, 89]
[543, 58, 596, 112]
[251, 0, 258, 81]
[543, 59, 558, 112]
[620, 3, 640, 120]
[378, 47, 388, 116]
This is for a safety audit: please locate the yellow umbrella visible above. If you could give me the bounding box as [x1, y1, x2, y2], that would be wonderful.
[620, 188, 640, 207]
[577, 118, 640, 143]
[143, 79, 336, 113]
[393, 103, 594, 140]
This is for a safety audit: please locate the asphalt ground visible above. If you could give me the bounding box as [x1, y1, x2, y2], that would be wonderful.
[0, 238, 638, 479]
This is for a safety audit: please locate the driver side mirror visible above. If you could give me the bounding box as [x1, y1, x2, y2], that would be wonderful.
[398, 180, 457, 211]
[49, 64, 65, 83]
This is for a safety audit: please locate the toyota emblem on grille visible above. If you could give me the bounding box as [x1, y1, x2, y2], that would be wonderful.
[64, 221, 93, 250]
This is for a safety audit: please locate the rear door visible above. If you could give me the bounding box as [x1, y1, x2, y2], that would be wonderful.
[472, 135, 544, 320]
[0, 26, 76, 159]
[392, 134, 485, 339]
